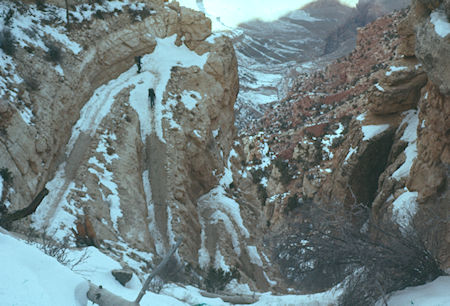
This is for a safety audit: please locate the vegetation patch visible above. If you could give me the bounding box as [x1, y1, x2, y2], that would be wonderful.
[273, 202, 443, 304]
[0, 28, 16, 56]
[44, 41, 62, 63]
[204, 266, 240, 293]
[274, 158, 294, 186]
[257, 184, 268, 206]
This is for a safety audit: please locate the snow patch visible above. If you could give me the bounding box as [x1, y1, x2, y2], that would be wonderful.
[375, 83, 385, 92]
[392, 188, 418, 231]
[263, 271, 277, 286]
[431, 10, 450, 38]
[287, 10, 321, 22]
[392, 110, 418, 180]
[253, 285, 342, 305]
[67, 35, 209, 148]
[198, 150, 250, 263]
[193, 129, 202, 138]
[212, 128, 219, 138]
[181, 90, 200, 110]
[214, 248, 230, 271]
[198, 218, 210, 268]
[32, 170, 83, 240]
[247, 246, 263, 267]
[386, 65, 408, 76]
[211, 210, 241, 255]
[345, 146, 357, 162]
[0, 231, 89, 306]
[381, 276, 450, 306]
[88, 156, 122, 231]
[361, 124, 390, 141]
[322, 123, 344, 159]
[19, 106, 33, 125]
[356, 112, 366, 122]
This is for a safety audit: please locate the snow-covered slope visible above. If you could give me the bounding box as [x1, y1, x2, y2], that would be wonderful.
[0, 229, 344, 305]
[2, 228, 449, 305]
[0, 229, 221, 305]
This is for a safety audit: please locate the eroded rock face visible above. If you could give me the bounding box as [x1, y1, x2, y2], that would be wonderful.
[415, 10, 450, 95]
[241, 3, 449, 278]
[325, 3, 450, 269]
[326, 2, 450, 270]
[368, 59, 427, 115]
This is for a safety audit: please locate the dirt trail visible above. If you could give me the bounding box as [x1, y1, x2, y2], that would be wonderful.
[40, 133, 91, 230]
[145, 109, 170, 251]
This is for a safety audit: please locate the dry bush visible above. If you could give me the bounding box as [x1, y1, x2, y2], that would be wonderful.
[272, 202, 444, 304]
[0, 28, 16, 56]
[44, 41, 62, 63]
[204, 266, 240, 293]
[25, 227, 89, 270]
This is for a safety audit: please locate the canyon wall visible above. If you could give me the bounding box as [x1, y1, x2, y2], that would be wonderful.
[0, 0, 269, 289]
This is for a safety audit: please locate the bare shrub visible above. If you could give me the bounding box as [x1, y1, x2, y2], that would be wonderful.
[273, 158, 292, 186]
[35, 0, 47, 11]
[3, 9, 14, 27]
[0, 168, 13, 185]
[157, 256, 184, 283]
[0, 28, 17, 56]
[94, 10, 104, 20]
[257, 183, 268, 206]
[44, 41, 62, 63]
[204, 266, 240, 293]
[24, 76, 40, 91]
[128, 7, 152, 22]
[272, 202, 444, 304]
[25, 227, 89, 269]
[148, 276, 164, 294]
[25, 228, 70, 265]
[284, 193, 301, 212]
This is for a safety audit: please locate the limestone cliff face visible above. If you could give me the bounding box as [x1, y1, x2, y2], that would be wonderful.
[0, 0, 268, 289]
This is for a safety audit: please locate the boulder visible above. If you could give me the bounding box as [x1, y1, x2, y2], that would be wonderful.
[111, 269, 133, 286]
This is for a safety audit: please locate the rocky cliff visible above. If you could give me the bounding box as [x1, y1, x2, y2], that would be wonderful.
[241, 0, 449, 281]
[0, 0, 269, 290]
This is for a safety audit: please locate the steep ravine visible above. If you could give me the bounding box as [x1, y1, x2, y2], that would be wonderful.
[240, 0, 450, 291]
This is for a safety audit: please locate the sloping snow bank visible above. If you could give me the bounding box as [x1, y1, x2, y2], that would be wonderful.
[0, 230, 212, 305]
[431, 10, 450, 38]
[0, 231, 89, 306]
[380, 276, 450, 306]
[362, 124, 390, 141]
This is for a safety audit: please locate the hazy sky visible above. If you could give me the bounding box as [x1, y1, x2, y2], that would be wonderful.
[178, 0, 359, 28]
